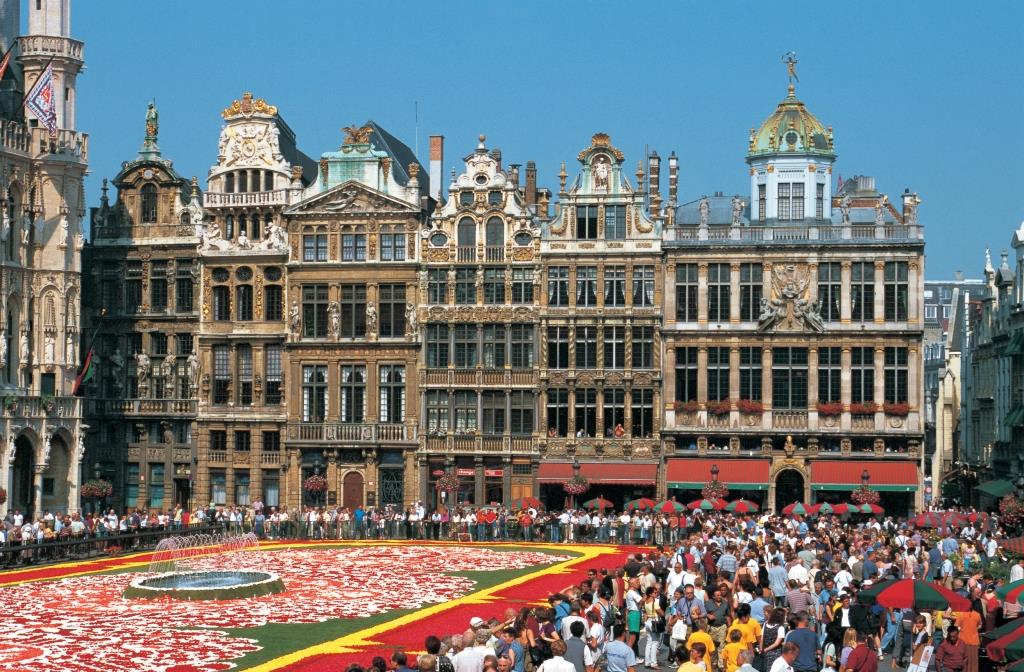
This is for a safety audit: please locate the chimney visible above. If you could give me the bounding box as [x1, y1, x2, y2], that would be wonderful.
[537, 189, 551, 218]
[509, 164, 520, 188]
[429, 135, 444, 205]
[648, 151, 661, 214]
[668, 151, 679, 205]
[490, 149, 502, 169]
[525, 161, 537, 208]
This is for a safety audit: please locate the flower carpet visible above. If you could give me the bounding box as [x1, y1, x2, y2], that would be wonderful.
[0, 540, 636, 672]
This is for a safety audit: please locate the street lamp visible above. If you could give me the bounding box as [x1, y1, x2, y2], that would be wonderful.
[711, 463, 720, 482]
[861, 469, 870, 487]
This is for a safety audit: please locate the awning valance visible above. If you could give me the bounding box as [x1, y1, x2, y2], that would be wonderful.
[976, 479, 1016, 498]
[537, 462, 658, 485]
[811, 461, 919, 492]
[666, 458, 770, 490]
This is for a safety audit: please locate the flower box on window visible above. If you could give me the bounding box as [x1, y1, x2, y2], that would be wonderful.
[706, 400, 731, 416]
[736, 399, 763, 414]
[816, 402, 843, 417]
[674, 400, 699, 413]
[850, 402, 878, 416]
[883, 402, 910, 417]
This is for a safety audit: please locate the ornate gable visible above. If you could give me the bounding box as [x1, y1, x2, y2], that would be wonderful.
[285, 180, 418, 218]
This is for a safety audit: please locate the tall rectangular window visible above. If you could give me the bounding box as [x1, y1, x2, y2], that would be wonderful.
[603, 326, 625, 369]
[175, 277, 193, 313]
[234, 431, 251, 451]
[341, 233, 367, 261]
[237, 344, 253, 405]
[426, 391, 449, 433]
[302, 365, 328, 422]
[884, 347, 908, 404]
[453, 324, 478, 368]
[675, 347, 698, 403]
[236, 285, 253, 321]
[815, 183, 825, 219]
[631, 388, 654, 438]
[632, 265, 655, 307]
[379, 365, 405, 423]
[379, 284, 406, 337]
[380, 233, 406, 261]
[604, 266, 626, 306]
[772, 347, 808, 410]
[340, 364, 366, 423]
[210, 430, 228, 452]
[817, 347, 842, 404]
[454, 391, 477, 431]
[427, 269, 447, 304]
[739, 346, 762, 401]
[235, 470, 250, 506]
[213, 345, 229, 404]
[262, 431, 280, 452]
[455, 268, 475, 304]
[482, 324, 506, 368]
[547, 326, 569, 369]
[510, 390, 534, 435]
[778, 182, 804, 221]
[576, 326, 597, 369]
[511, 268, 533, 304]
[302, 284, 329, 338]
[548, 266, 569, 306]
[603, 388, 625, 436]
[340, 284, 366, 337]
[632, 326, 653, 369]
[575, 388, 597, 437]
[758, 184, 766, 221]
[576, 266, 597, 306]
[546, 389, 569, 437]
[575, 205, 598, 239]
[817, 263, 842, 322]
[483, 268, 505, 304]
[264, 344, 282, 404]
[707, 263, 731, 322]
[706, 346, 730, 402]
[212, 286, 230, 321]
[605, 205, 626, 239]
[210, 470, 226, 506]
[303, 234, 328, 262]
[675, 264, 698, 321]
[510, 325, 534, 369]
[851, 262, 875, 322]
[739, 263, 762, 321]
[426, 324, 449, 367]
[151, 277, 167, 313]
[148, 464, 164, 510]
[884, 261, 909, 322]
[265, 285, 283, 321]
[482, 391, 505, 435]
[851, 346, 874, 404]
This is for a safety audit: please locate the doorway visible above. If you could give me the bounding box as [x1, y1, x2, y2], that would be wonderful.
[174, 478, 191, 509]
[11, 436, 34, 518]
[343, 471, 364, 509]
[775, 469, 805, 511]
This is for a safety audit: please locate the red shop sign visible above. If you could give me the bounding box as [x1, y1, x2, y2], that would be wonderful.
[431, 469, 445, 477]
[456, 468, 475, 477]
[484, 469, 504, 477]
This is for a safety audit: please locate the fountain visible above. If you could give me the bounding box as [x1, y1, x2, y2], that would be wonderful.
[123, 531, 285, 601]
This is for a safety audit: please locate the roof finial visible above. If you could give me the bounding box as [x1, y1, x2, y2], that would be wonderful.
[985, 247, 994, 273]
[782, 51, 798, 96]
[139, 100, 160, 158]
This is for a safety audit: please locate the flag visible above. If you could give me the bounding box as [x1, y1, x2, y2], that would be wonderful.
[72, 348, 94, 396]
[0, 47, 11, 82]
[24, 61, 57, 136]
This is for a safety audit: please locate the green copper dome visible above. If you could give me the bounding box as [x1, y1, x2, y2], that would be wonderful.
[747, 85, 835, 159]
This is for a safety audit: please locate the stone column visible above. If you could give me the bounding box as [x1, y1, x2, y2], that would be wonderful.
[808, 346, 819, 408]
[502, 456, 512, 504]
[665, 263, 676, 322]
[32, 464, 45, 517]
[664, 344, 677, 405]
[874, 346, 886, 418]
[841, 261, 852, 323]
[908, 345, 920, 407]
[474, 457, 484, 506]
[697, 263, 708, 323]
[729, 347, 740, 401]
[729, 263, 741, 323]
[841, 347, 852, 431]
[908, 261, 920, 325]
[874, 261, 885, 324]
[697, 348, 708, 403]
[762, 347, 773, 410]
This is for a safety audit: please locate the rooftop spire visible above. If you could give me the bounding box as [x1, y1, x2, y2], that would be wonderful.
[782, 51, 799, 97]
[139, 100, 160, 159]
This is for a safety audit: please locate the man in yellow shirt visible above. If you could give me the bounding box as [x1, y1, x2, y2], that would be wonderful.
[726, 604, 763, 652]
[721, 628, 747, 672]
[685, 615, 716, 672]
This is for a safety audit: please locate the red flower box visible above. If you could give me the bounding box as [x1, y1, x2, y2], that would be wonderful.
[883, 402, 910, 416]
[850, 402, 878, 416]
[706, 400, 732, 416]
[737, 399, 763, 414]
[674, 400, 699, 413]
[816, 402, 843, 417]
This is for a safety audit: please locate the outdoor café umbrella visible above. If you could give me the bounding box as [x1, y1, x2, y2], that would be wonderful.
[816, 502, 835, 515]
[857, 503, 885, 515]
[985, 614, 1024, 642]
[687, 498, 727, 511]
[986, 623, 1024, 662]
[829, 503, 857, 515]
[996, 579, 1024, 605]
[857, 579, 971, 611]
[725, 499, 759, 514]
[582, 496, 613, 511]
[782, 502, 813, 516]
[509, 496, 543, 511]
[624, 498, 656, 512]
[1001, 537, 1024, 555]
[653, 500, 685, 513]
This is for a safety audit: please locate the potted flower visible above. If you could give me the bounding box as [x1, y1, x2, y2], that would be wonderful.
[674, 400, 699, 414]
[435, 473, 460, 492]
[706, 400, 732, 416]
[736, 399, 763, 415]
[702, 479, 729, 500]
[0, 486, 6, 506]
[1000, 495, 1024, 528]
[40, 394, 57, 415]
[851, 486, 880, 506]
[883, 402, 910, 417]
[303, 474, 329, 494]
[3, 395, 18, 413]
[816, 402, 843, 417]
[850, 401, 878, 416]
[80, 479, 113, 500]
[562, 475, 590, 497]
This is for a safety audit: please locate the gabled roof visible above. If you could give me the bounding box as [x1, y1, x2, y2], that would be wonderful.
[284, 178, 419, 216]
[365, 120, 428, 200]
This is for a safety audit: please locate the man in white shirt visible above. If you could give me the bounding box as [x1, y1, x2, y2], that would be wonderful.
[537, 640, 577, 672]
[667, 562, 687, 597]
[833, 564, 853, 593]
[768, 642, 800, 672]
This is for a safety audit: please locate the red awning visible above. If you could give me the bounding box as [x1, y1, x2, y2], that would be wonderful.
[666, 458, 770, 489]
[811, 461, 919, 492]
[537, 462, 657, 485]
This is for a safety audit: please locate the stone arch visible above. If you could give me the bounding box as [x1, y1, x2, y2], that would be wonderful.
[41, 433, 71, 514]
[767, 459, 810, 513]
[11, 432, 35, 518]
[342, 470, 364, 510]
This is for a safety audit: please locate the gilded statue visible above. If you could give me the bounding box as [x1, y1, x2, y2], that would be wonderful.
[342, 125, 374, 146]
[145, 101, 158, 140]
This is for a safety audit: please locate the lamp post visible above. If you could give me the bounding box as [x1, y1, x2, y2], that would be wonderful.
[861, 469, 870, 487]
[711, 463, 719, 482]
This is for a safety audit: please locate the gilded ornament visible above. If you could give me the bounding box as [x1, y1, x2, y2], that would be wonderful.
[512, 247, 534, 261]
[221, 92, 278, 119]
[341, 125, 374, 145]
[578, 132, 625, 162]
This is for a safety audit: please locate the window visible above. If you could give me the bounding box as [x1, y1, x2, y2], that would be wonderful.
[302, 365, 327, 422]
[482, 391, 505, 435]
[548, 266, 569, 306]
[235, 431, 251, 451]
[884, 261, 909, 322]
[235, 285, 253, 320]
[675, 264, 698, 321]
[707, 346, 730, 402]
[454, 324, 478, 368]
[483, 268, 505, 304]
[777, 182, 804, 221]
[851, 262, 875, 322]
[925, 305, 937, 320]
[510, 391, 534, 435]
[210, 430, 228, 452]
[340, 284, 366, 337]
[379, 365, 405, 423]
[739, 346, 762, 401]
[140, 184, 158, 223]
[631, 388, 654, 437]
[262, 468, 280, 507]
[426, 324, 449, 367]
[379, 284, 406, 337]
[237, 344, 253, 405]
[707, 263, 731, 322]
[816, 183, 825, 219]
[426, 391, 449, 433]
[302, 284, 329, 338]
[457, 217, 476, 256]
[340, 365, 366, 423]
[548, 326, 569, 369]
[428, 269, 447, 304]
[303, 234, 328, 262]
[576, 326, 597, 369]
[575, 205, 598, 239]
[817, 263, 842, 322]
[603, 326, 626, 369]
[739, 263, 762, 321]
[758, 184, 766, 222]
[213, 345, 229, 404]
[818, 347, 841, 404]
[546, 389, 569, 437]
[151, 277, 167, 313]
[125, 279, 142, 314]
[605, 205, 626, 239]
[512, 268, 533, 304]
[454, 391, 477, 431]
[175, 276, 193, 313]
[125, 463, 139, 507]
[210, 470, 226, 506]
[576, 266, 597, 306]
[455, 268, 476, 304]
[603, 388, 625, 436]
[884, 347, 908, 404]
[510, 324, 534, 369]
[212, 286, 230, 321]
[151, 333, 168, 355]
[632, 326, 653, 369]
[265, 285, 283, 321]
[772, 347, 808, 409]
[265, 344, 282, 404]
[483, 324, 506, 368]
[575, 388, 597, 437]
[380, 233, 406, 261]
[148, 464, 164, 509]
[485, 217, 504, 259]
[604, 266, 626, 306]
[235, 470, 250, 506]
[176, 334, 193, 355]
[342, 233, 367, 261]
[632, 265, 655, 306]
[675, 347, 698, 403]
[851, 346, 874, 404]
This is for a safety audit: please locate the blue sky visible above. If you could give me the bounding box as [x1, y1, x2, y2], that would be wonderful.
[70, 1, 1023, 280]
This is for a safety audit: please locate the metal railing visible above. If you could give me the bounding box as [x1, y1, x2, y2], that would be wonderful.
[203, 189, 290, 207]
[667, 223, 923, 244]
[287, 423, 416, 443]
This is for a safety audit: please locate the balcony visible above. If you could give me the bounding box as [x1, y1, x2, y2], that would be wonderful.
[86, 398, 198, 417]
[423, 368, 538, 387]
[666, 223, 924, 245]
[4, 395, 80, 419]
[286, 422, 416, 443]
[19, 34, 84, 60]
[773, 411, 808, 430]
[667, 407, 915, 435]
[421, 433, 539, 455]
[204, 189, 289, 208]
[485, 246, 505, 262]
[261, 452, 283, 465]
[457, 246, 477, 262]
[30, 127, 88, 162]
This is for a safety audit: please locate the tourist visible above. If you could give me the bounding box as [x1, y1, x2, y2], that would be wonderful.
[769, 642, 800, 672]
[605, 625, 638, 672]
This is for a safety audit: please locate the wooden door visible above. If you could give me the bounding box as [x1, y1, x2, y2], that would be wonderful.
[343, 471, 364, 509]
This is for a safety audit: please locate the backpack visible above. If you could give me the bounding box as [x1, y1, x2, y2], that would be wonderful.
[602, 602, 619, 629]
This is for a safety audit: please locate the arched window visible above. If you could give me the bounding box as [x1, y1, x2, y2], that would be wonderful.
[485, 216, 503, 246]
[238, 215, 247, 238]
[251, 216, 261, 240]
[140, 184, 158, 223]
[238, 171, 248, 193]
[225, 172, 235, 193]
[264, 171, 274, 191]
[225, 215, 234, 239]
[6, 186, 18, 261]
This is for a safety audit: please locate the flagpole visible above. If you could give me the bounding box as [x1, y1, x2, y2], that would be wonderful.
[72, 308, 105, 395]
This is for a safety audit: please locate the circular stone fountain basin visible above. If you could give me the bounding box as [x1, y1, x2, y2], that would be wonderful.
[123, 570, 285, 601]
